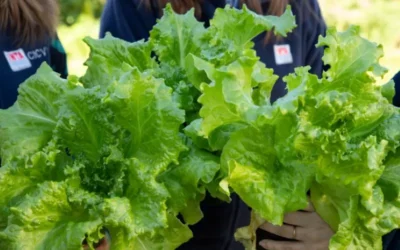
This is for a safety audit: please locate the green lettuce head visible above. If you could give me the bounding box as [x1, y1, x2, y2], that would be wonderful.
[0, 4, 297, 250]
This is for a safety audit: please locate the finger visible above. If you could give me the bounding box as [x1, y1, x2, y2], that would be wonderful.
[259, 222, 305, 240]
[259, 240, 306, 250]
[95, 238, 110, 250]
[96, 240, 109, 250]
[283, 211, 314, 227]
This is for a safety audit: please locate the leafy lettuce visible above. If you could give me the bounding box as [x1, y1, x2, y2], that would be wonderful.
[2, 3, 398, 250]
[194, 24, 400, 249]
[0, 65, 193, 250]
[0, 4, 295, 250]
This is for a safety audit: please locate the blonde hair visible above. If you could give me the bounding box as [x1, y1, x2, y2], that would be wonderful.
[0, 0, 59, 46]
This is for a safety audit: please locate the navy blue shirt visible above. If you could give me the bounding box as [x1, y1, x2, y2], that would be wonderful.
[393, 71, 400, 107]
[382, 68, 400, 248]
[100, 1, 398, 249]
[0, 33, 67, 109]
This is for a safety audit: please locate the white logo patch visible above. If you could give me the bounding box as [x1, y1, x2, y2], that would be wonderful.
[273, 44, 293, 65]
[4, 49, 32, 72]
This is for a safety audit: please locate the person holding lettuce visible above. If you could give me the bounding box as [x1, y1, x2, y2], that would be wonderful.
[99, 0, 398, 249]
[0, 0, 68, 110]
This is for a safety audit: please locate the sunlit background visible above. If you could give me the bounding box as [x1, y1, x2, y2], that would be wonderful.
[59, 0, 400, 83]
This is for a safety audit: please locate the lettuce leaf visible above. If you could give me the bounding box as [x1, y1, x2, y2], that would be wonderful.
[81, 34, 156, 89]
[0, 65, 66, 164]
[1, 4, 294, 248]
[0, 63, 189, 249]
[201, 25, 400, 250]
[159, 143, 220, 224]
[0, 181, 104, 249]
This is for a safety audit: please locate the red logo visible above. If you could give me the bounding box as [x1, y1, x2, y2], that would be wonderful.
[4, 49, 32, 71]
[8, 51, 25, 61]
[277, 47, 289, 55]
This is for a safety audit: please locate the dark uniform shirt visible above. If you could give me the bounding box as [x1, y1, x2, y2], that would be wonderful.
[393, 71, 400, 107]
[0, 33, 67, 109]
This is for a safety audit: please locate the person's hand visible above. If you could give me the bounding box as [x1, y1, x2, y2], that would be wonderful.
[258, 202, 334, 250]
[94, 238, 110, 250]
[83, 228, 111, 250]
[83, 237, 110, 250]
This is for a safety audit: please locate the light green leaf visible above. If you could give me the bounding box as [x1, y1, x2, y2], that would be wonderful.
[316, 137, 387, 200]
[210, 5, 296, 46]
[184, 54, 215, 90]
[208, 123, 247, 151]
[197, 5, 295, 66]
[105, 69, 186, 173]
[82, 34, 156, 88]
[222, 124, 314, 225]
[183, 119, 212, 151]
[251, 65, 278, 106]
[0, 64, 65, 163]
[381, 80, 395, 103]
[150, 4, 205, 69]
[317, 26, 387, 81]
[0, 182, 103, 250]
[159, 143, 220, 224]
[56, 85, 118, 163]
[198, 58, 260, 136]
[123, 159, 169, 235]
[0, 149, 70, 228]
[130, 214, 192, 250]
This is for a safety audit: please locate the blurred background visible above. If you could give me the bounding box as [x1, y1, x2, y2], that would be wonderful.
[59, 0, 400, 83]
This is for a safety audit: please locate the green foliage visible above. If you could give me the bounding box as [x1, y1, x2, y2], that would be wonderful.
[60, 0, 105, 26]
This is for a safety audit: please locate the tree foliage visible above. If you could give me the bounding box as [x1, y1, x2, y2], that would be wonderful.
[60, 0, 105, 26]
